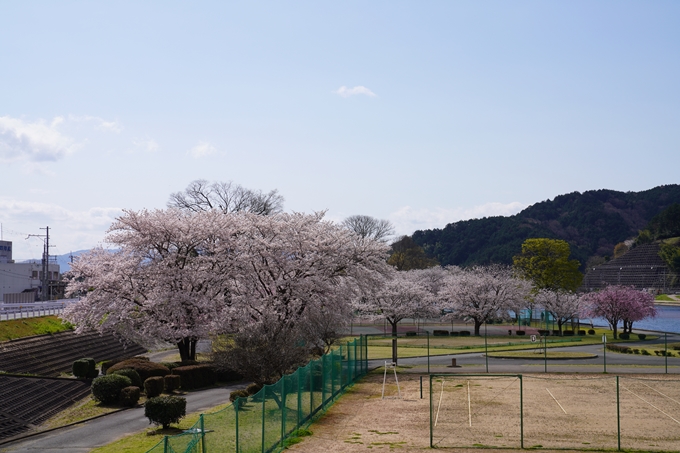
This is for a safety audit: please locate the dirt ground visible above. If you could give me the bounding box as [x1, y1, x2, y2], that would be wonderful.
[287, 372, 680, 452]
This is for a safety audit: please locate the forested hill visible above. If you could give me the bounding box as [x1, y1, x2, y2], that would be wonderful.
[412, 185, 680, 269]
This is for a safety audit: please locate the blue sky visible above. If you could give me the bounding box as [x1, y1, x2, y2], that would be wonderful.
[1, 1, 679, 260]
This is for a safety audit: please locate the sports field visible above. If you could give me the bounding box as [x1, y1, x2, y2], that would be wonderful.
[287, 371, 680, 452]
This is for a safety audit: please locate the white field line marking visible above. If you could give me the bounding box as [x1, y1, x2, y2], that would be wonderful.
[434, 379, 444, 427]
[621, 384, 680, 425]
[546, 388, 567, 414]
[638, 382, 680, 406]
[467, 381, 472, 427]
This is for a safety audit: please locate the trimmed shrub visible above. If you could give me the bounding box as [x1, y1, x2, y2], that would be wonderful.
[173, 364, 217, 390]
[632, 349, 640, 354]
[578, 330, 586, 336]
[112, 369, 143, 389]
[145, 396, 186, 429]
[230, 389, 249, 402]
[73, 358, 98, 379]
[563, 330, 574, 336]
[405, 331, 417, 337]
[120, 386, 141, 407]
[214, 367, 244, 383]
[107, 359, 170, 382]
[91, 374, 132, 405]
[588, 329, 596, 335]
[459, 331, 471, 336]
[516, 331, 526, 336]
[642, 349, 651, 355]
[606, 344, 630, 353]
[637, 334, 647, 340]
[433, 330, 449, 336]
[450, 331, 459, 337]
[537, 329, 550, 336]
[619, 333, 630, 340]
[164, 374, 181, 393]
[161, 362, 180, 372]
[144, 376, 165, 398]
[246, 382, 263, 395]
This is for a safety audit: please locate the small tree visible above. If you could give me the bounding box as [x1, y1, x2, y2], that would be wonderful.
[585, 285, 656, 339]
[145, 396, 186, 429]
[513, 238, 582, 292]
[440, 265, 531, 336]
[354, 270, 438, 363]
[534, 290, 585, 336]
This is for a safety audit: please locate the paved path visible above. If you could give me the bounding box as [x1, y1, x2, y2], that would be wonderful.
[0, 384, 245, 453]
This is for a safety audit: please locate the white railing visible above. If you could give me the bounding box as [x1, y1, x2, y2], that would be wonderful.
[0, 299, 79, 321]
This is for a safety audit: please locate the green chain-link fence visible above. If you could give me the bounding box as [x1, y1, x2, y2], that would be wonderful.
[147, 335, 367, 453]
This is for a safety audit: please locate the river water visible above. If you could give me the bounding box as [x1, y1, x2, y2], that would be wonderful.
[589, 304, 680, 334]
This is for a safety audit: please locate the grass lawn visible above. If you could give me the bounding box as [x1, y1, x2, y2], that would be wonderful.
[363, 327, 646, 360]
[0, 315, 72, 341]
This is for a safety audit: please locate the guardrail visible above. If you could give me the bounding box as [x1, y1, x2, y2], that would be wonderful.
[0, 299, 79, 321]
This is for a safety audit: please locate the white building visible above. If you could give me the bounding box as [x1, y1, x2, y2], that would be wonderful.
[0, 241, 60, 303]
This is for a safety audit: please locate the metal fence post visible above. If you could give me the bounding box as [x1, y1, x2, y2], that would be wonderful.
[429, 375, 433, 448]
[281, 378, 287, 448]
[297, 368, 302, 428]
[519, 374, 524, 449]
[616, 376, 621, 451]
[665, 333, 668, 374]
[321, 355, 326, 407]
[261, 388, 266, 453]
[200, 415, 206, 453]
[235, 398, 239, 453]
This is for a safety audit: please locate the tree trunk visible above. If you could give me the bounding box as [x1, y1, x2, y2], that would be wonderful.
[390, 321, 398, 365]
[177, 337, 197, 362]
[474, 319, 482, 336]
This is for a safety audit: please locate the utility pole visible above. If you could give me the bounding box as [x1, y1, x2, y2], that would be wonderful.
[26, 226, 53, 301]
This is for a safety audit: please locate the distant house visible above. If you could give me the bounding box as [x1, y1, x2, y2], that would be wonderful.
[581, 243, 676, 292]
[0, 240, 61, 302]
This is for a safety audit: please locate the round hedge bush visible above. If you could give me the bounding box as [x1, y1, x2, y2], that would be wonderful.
[112, 369, 143, 389]
[144, 376, 165, 398]
[91, 374, 132, 405]
[145, 395, 186, 429]
[164, 374, 181, 393]
[107, 358, 170, 382]
[73, 358, 98, 379]
[120, 386, 141, 407]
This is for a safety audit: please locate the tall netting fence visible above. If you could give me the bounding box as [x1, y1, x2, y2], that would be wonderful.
[147, 335, 367, 453]
[431, 374, 680, 451]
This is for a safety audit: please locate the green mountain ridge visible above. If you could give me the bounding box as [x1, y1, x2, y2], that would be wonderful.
[412, 184, 680, 269]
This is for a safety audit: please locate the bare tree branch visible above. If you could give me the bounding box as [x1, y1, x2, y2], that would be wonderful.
[168, 179, 284, 215]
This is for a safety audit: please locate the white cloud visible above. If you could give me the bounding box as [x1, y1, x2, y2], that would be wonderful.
[0, 197, 123, 260]
[132, 138, 160, 153]
[0, 115, 76, 163]
[67, 115, 123, 133]
[334, 85, 377, 98]
[188, 141, 217, 158]
[388, 202, 527, 236]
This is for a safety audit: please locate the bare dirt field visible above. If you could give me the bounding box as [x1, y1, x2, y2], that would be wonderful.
[287, 371, 680, 452]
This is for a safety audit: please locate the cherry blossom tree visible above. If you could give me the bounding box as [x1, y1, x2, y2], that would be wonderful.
[354, 269, 439, 363]
[585, 285, 656, 339]
[440, 264, 531, 336]
[65, 209, 390, 371]
[64, 209, 237, 361]
[534, 290, 585, 336]
[211, 211, 392, 383]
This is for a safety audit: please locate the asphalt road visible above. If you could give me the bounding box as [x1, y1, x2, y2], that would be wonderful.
[0, 383, 245, 453]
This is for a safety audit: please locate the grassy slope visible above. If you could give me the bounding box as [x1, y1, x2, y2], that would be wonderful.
[0, 315, 72, 342]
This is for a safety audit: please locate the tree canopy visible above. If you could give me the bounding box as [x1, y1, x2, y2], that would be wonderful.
[387, 236, 438, 270]
[513, 238, 582, 292]
[168, 179, 284, 215]
[64, 209, 391, 376]
[342, 215, 394, 242]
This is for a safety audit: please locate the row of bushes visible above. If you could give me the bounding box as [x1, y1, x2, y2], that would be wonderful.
[606, 344, 674, 356]
[432, 330, 471, 336]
